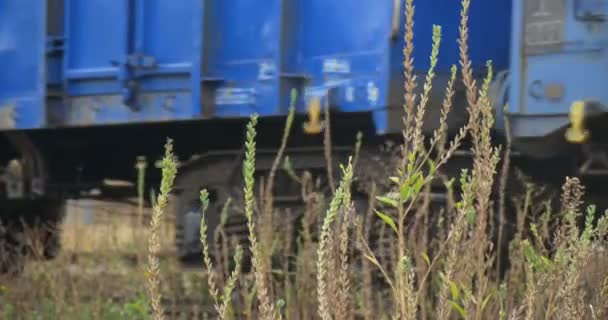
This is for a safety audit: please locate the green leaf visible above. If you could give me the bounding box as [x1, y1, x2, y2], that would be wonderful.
[450, 301, 467, 318]
[481, 292, 494, 311]
[376, 195, 398, 208]
[400, 172, 425, 203]
[465, 208, 477, 226]
[413, 173, 425, 193]
[375, 210, 398, 234]
[390, 176, 400, 184]
[276, 298, 286, 309]
[449, 280, 459, 300]
[400, 184, 413, 202]
[444, 177, 456, 189]
[407, 151, 417, 173]
[421, 253, 431, 267]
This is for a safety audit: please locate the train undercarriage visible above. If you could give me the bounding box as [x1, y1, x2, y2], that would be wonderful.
[1, 111, 608, 274]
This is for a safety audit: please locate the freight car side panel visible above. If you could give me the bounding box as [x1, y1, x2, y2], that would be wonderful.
[60, 0, 204, 127]
[202, 0, 287, 117]
[136, 0, 204, 122]
[0, 0, 514, 133]
[0, 0, 47, 130]
[297, 0, 393, 133]
[297, 0, 512, 135]
[392, 0, 512, 72]
[508, 0, 608, 138]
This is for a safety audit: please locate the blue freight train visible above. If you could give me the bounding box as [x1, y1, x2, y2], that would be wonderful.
[0, 0, 605, 268]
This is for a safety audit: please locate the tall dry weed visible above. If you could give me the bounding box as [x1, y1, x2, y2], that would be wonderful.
[147, 139, 178, 320]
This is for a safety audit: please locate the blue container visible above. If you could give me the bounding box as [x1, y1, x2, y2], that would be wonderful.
[202, 0, 295, 118]
[507, 0, 608, 139]
[0, 0, 512, 132]
[0, 0, 49, 129]
[60, 0, 205, 126]
[296, 0, 512, 135]
[56, 0, 293, 126]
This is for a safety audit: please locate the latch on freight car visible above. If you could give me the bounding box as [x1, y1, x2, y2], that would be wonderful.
[128, 54, 158, 70]
[110, 54, 158, 108]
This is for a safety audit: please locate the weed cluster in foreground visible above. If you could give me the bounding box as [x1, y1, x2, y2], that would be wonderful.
[143, 1, 608, 319]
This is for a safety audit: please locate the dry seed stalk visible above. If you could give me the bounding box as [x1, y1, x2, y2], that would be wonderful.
[200, 190, 243, 320]
[324, 97, 337, 193]
[243, 114, 277, 320]
[263, 90, 297, 243]
[317, 160, 354, 320]
[401, 0, 417, 157]
[336, 191, 354, 320]
[146, 139, 178, 320]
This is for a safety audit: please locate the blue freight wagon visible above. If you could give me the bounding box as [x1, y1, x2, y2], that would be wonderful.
[1, 0, 605, 269]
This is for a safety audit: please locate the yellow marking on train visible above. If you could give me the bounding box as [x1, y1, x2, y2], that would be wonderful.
[565, 100, 590, 143]
[303, 97, 324, 134]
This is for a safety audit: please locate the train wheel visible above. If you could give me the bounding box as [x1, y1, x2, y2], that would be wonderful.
[173, 157, 241, 264]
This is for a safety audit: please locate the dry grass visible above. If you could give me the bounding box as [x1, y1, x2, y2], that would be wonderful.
[60, 199, 173, 255]
[0, 199, 214, 320]
[2, 0, 608, 319]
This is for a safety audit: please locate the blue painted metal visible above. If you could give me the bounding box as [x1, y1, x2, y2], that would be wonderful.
[202, 0, 293, 118]
[60, 0, 205, 126]
[0, 0, 512, 135]
[296, 1, 394, 134]
[0, 0, 48, 129]
[296, 0, 512, 134]
[506, 0, 608, 138]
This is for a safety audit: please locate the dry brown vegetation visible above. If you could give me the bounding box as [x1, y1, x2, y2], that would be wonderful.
[2, 0, 608, 319]
[0, 200, 219, 319]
